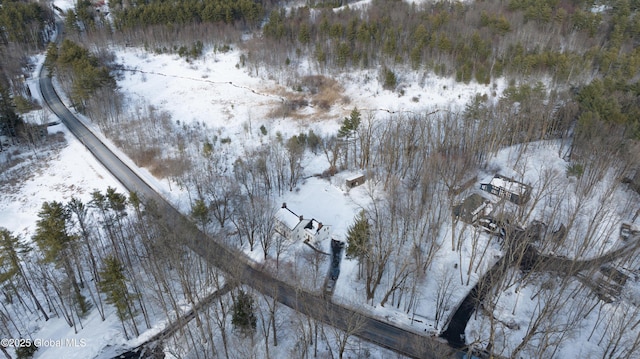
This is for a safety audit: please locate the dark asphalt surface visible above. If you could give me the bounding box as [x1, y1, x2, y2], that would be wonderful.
[38, 34, 456, 359]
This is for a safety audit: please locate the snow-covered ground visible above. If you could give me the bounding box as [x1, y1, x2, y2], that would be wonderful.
[466, 141, 640, 357]
[0, 98, 126, 240]
[480, 140, 635, 259]
[1, 42, 502, 357]
[115, 44, 505, 141]
[4, 46, 637, 359]
[0, 48, 139, 357]
[2, 0, 640, 357]
[108, 32, 521, 341]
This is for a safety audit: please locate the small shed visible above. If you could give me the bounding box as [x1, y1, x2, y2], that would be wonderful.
[346, 174, 365, 188]
[579, 265, 631, 303]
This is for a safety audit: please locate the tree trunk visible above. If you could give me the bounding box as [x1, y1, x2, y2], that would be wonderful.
[0, 345, 11, 359]
[18, 266, 49, 321]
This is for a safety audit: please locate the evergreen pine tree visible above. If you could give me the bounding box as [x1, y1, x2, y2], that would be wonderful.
[345, 210, 369, 260]
[191, 198, 210, 234]
[15, 344, 38, 359]
[106, 186, 127, 212]
[0, 85, 23, 146]
[232, 289, 257, 335]
[33, 201, 89, 315]
[298, 23, 311, 44]
[0, 228, 21, 284]
[0, 228, 49, 320]
[338, 107, 361, 139]
[44, 44, 59, 78]
[98, 256, 130, 317]
[33, 201, 73, 263]
[98, 255, 139, 338]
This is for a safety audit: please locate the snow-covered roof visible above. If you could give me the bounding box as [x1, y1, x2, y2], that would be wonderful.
[346, 174, 365, 181]
[275, 207, 302, 230]
[304, 219, 323, 236]
[489, 175, 529, 195]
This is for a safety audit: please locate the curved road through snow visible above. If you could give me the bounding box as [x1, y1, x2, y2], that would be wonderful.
[38, 29, 455, 359]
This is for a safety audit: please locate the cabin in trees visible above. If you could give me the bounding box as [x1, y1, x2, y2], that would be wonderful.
[480, 174, 532, 205]
[452, 193, 492, 224]
[275, 203, 330, 243]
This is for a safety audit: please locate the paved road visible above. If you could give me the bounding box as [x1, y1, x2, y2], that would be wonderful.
[40, 78, 154, 199]
[38, 36, 455, 359]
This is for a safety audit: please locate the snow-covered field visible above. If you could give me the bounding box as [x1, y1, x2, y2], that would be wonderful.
[0, 124, 126, 237]
[115, 43, 505, 142]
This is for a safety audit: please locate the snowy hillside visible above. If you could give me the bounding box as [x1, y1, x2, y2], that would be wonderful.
[2, 0, 640, 358]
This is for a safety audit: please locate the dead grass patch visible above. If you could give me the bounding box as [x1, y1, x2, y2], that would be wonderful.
[148, 156, 191, 179]
[120, 145, 190, 179]
[267, 95, 309, 119]
[303, 75, 344, 110]
[102, 107, 191, 179]
[266, 75, 347, 121]
[131, 147, 161, 170]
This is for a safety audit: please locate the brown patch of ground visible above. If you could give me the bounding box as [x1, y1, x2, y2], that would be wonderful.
[120, 145, 190, 179]
[302, 75, 344, 110]
[266, 75, 350, 121]
[148, 156, 191, 179]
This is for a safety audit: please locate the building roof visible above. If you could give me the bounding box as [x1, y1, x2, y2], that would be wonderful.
[453, 193, 489, 219]
[488, 175, 530, 195]
[465, 193, 486, 210]
[346, 174, 365, 181]
[275, 207, 302, 230]
[304, 219, 323, 237]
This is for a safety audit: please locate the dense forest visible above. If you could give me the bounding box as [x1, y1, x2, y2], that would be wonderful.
[2, 0, 640, 358]
[111, 0, 265, 28]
